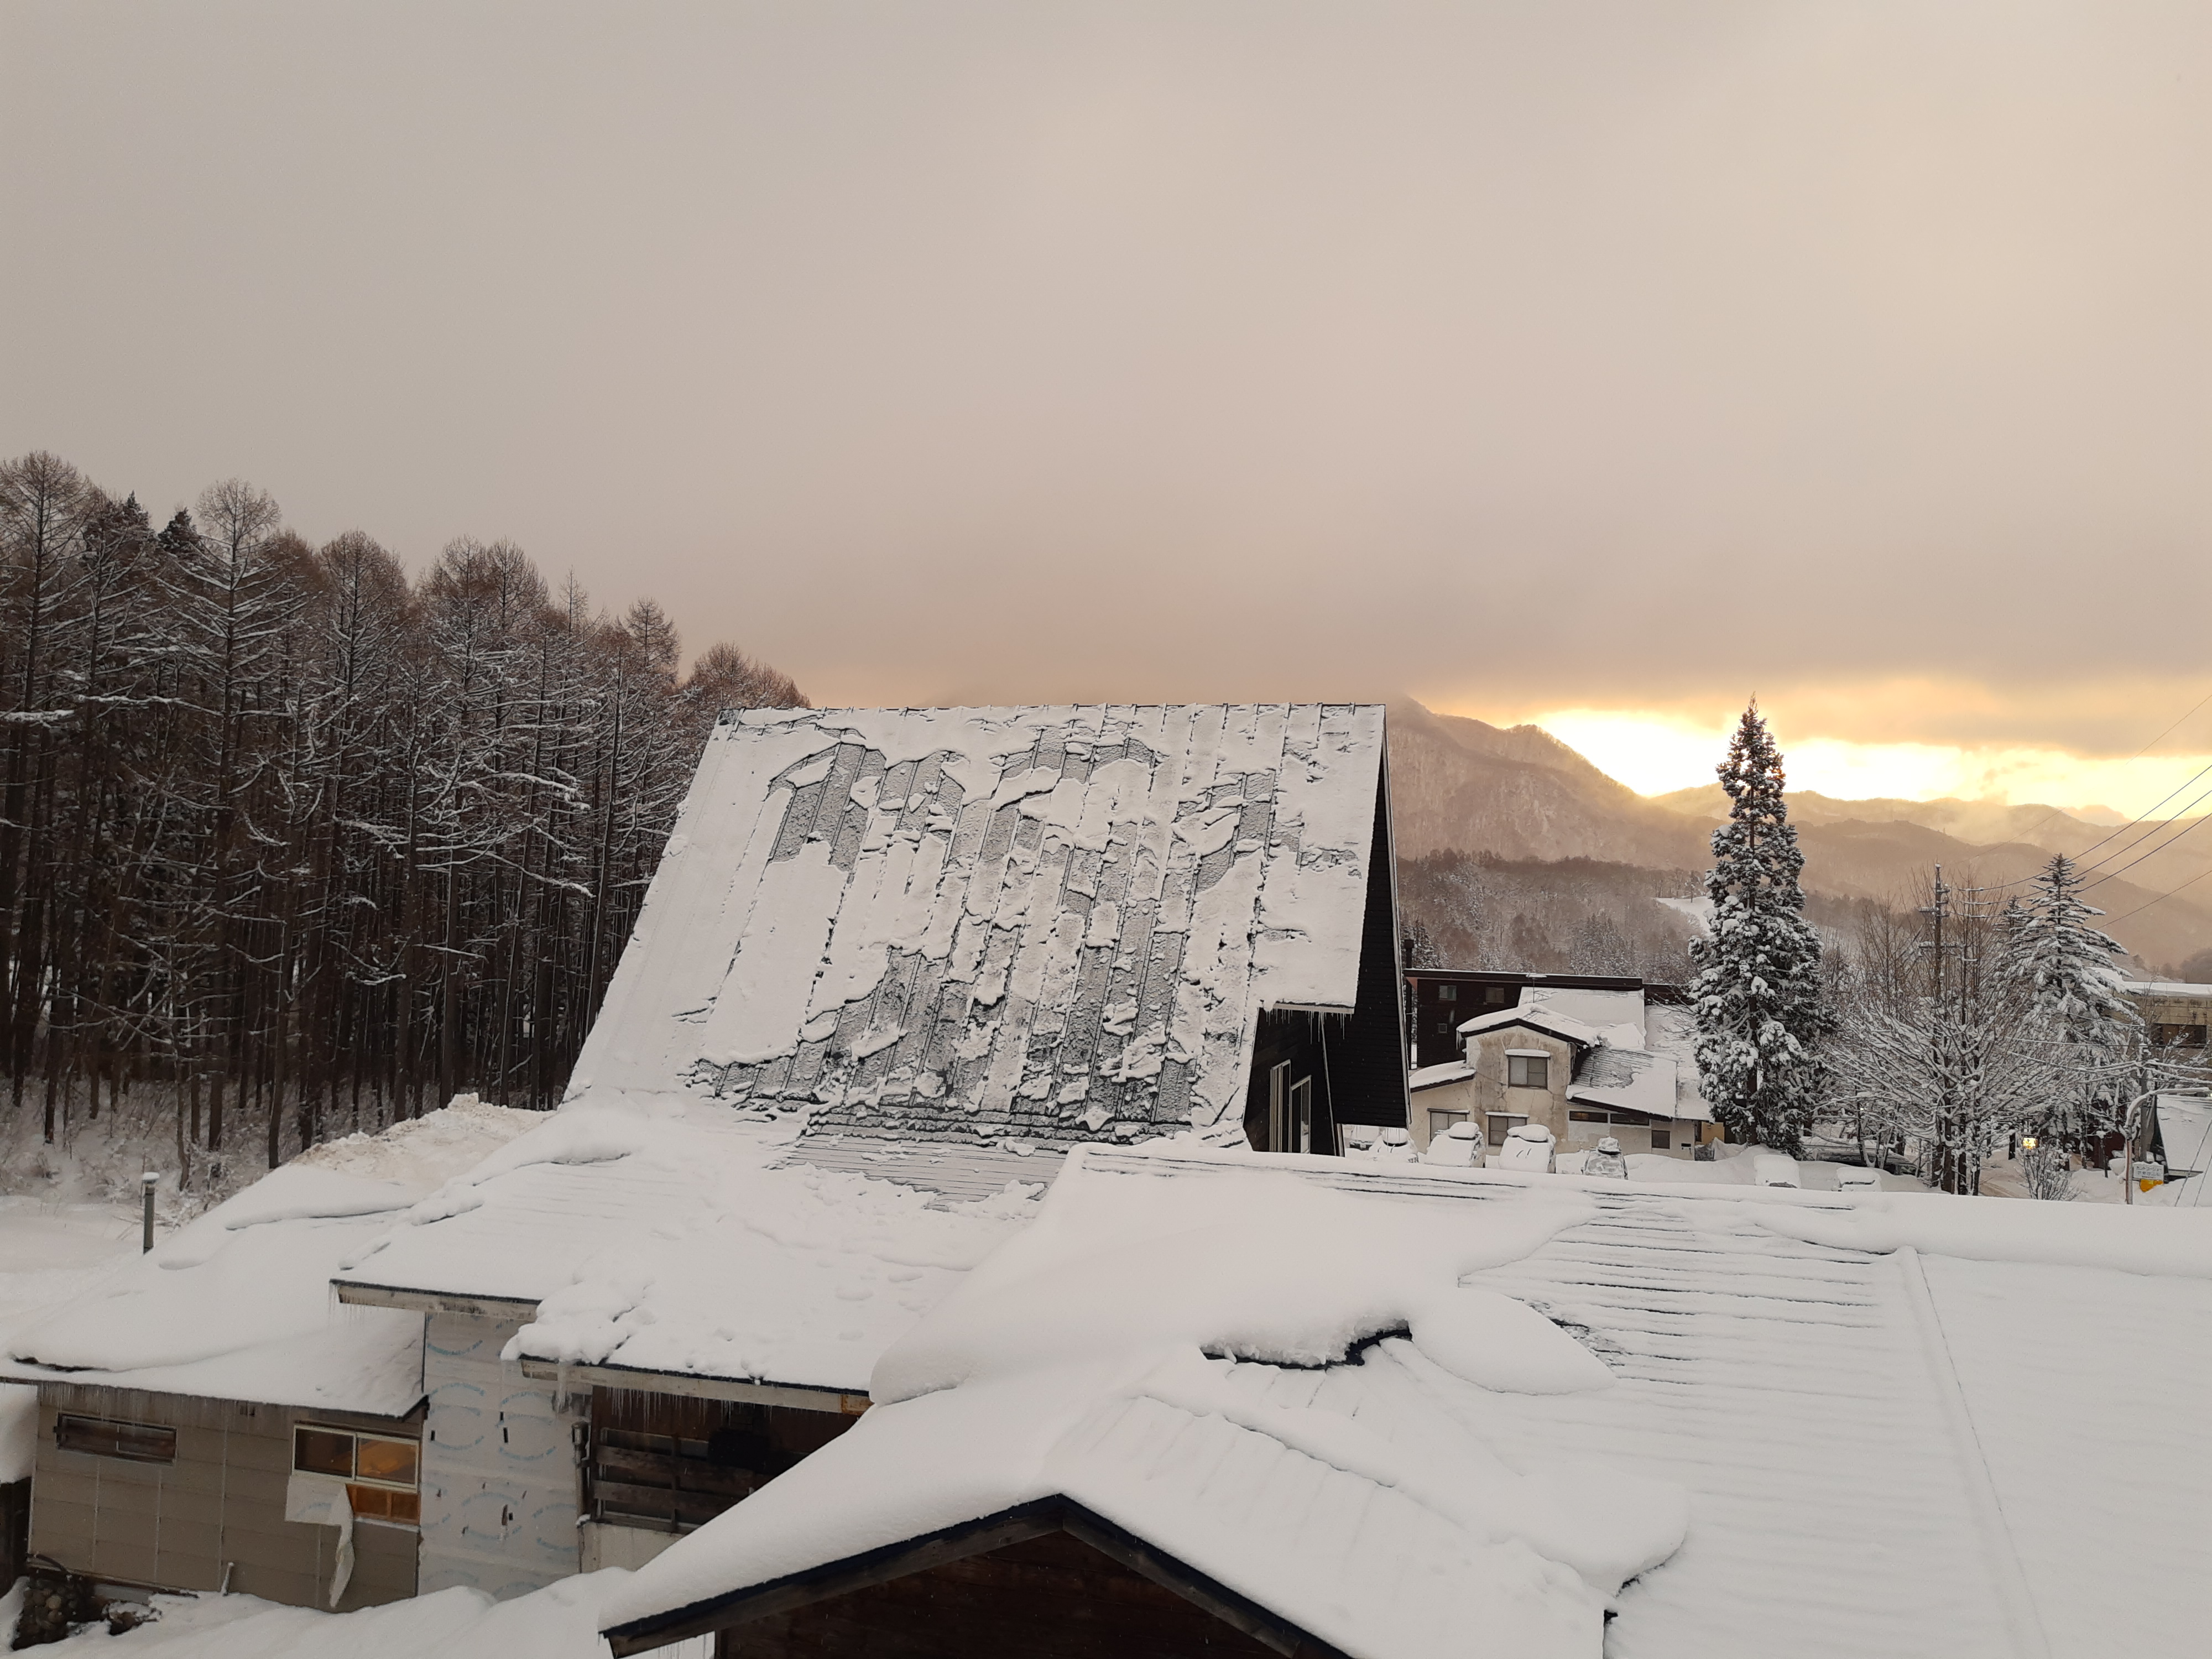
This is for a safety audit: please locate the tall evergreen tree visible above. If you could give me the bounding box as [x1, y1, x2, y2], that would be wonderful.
[2000, 853, 2140, 1146]
[1689, 703, 1830, 1152]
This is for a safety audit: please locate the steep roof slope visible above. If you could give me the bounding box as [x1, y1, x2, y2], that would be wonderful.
[575, 705, 1388, 1148]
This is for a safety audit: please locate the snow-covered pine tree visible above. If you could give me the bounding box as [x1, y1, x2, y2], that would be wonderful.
[1689, 703, 1831, 1154]
[2000, 853, 2141, 1146]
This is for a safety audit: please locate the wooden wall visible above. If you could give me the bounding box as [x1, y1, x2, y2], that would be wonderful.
[28, 1389, 417, 1610]
[717, 1531, 1310, 1658]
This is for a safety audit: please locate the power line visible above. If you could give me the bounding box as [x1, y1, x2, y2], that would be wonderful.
[1971, 684, 2212, 893]
[2079, 782, 2212, 892]
[2107, 861, 2212, 922]
[1977, 754, 2212, 895]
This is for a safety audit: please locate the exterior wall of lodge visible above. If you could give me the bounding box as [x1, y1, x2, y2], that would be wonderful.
[27, 1385, 419, 1611]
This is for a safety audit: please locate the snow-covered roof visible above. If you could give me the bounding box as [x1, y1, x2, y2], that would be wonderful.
[331, 1098, 1044, 1396]
[1408, 1060, 1475, 1093]
[600, 1149, 2212, 1659]
[1514, 985, 1646, 1048]
[1564, 1046, 1682, 1119]
[1455, 1006, 1605, 1048]
[2123, 979, 2212, 999]
[573, 705, 1389, 1149]
[1, 1101, 540, 1417]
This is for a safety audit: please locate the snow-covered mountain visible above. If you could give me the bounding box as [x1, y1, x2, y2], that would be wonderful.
[1389, 700, 2212, 971]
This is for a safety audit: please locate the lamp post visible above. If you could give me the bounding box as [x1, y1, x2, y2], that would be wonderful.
[140, 1171, 158, 1253]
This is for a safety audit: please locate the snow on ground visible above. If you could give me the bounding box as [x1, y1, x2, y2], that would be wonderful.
[22, 1571, 702, 1659]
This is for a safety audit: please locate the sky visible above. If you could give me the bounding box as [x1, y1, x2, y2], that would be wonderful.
[4, 1, 2209, 812]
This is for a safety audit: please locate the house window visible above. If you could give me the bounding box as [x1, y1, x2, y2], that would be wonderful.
[1436, 984, 1457, 1002]
[294, 1425, 421, 1526]
[1652, 1129, 1670, 1150]
[1486, 1113, 1527, 1147]
[56, 1415, 175, 1465]
[1485, 986, 1514, 1006]
[590, 1394, 852, 1535]
[1287, 1077, 1314, 1154]
[2153, 1022, 2207, 1048]
[1507, 1053, 1549, 1089]
[1568, 1109, 1609, 1124]
[1428, 1108, 1469, 1141]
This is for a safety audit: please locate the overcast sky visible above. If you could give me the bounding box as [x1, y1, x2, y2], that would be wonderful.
[6, 2, 2209, 805]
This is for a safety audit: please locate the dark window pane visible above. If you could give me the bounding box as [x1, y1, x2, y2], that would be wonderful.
[56, 1416, 175, 1465]
[294, 1428, 354, 1478]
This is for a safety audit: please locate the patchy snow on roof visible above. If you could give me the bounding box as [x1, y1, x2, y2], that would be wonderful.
[1564, 1047, 1681, 1119]
[2, 1102, 540, 1416]
[603, 1153, 2212, 1659]
[1515, 985, 1646, 1048]
[333, 1098, 1044, 1395]
[572, 705, 1387, 1149]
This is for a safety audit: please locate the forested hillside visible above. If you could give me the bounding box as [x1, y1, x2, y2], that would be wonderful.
[0, 451, 805, 1178]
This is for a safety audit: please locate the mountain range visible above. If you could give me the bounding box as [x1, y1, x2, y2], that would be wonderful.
[1386, 699, 2212, 973]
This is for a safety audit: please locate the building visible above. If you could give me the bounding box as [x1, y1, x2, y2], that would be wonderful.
[1402, 973, 1715, 1157]
[320, 703, 1409, 1595]
[3, 702, 1416, 1620]
[2126, 978, 2212, 1051]
[1, 1105, 541, 1612]
[597, 1144, 2212, 1659]
[582, 704, 1408, 1155]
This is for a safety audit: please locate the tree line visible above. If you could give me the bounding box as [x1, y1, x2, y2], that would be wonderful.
[0, 450, 805, 1185]
[1689, 703, 2205, 1193]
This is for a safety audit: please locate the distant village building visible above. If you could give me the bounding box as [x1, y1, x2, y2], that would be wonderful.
[2126, 977, 2211, 1051]
[1402, 971, 1716, 1157]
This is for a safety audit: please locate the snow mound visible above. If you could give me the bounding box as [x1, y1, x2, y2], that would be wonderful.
[604, 1153, 1686, 1659]
[27, 1571, 664, 1659]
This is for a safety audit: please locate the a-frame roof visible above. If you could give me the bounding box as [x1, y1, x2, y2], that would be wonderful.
[573, 705, 1389, 1148]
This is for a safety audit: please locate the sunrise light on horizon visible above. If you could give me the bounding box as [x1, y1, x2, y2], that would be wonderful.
[1514, 706, 2212, 820]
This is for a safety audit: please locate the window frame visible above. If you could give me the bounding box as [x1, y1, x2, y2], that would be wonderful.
[55, 1415, 176, 1465]
[1485, 1112, 1528, 1148]
[1506, 1052, 1550, 1090]
[293, 1424, 422, 1528]
[1427, 1107, 1470, 1141]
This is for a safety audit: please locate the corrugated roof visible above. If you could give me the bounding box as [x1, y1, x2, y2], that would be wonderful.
[575, 705, 1387, 1148]
[602, 1151, 2212, 1659]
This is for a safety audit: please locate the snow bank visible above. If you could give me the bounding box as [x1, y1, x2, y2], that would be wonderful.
[2, 1101, 540, 1413]
[604, 1154, 1688, 1659]
[30, 1571, 670, 1659]
[875, 1157, 1600, 1399]
[333, 1097, 1045, 1394]
[1751, 1187, 2212, 1279]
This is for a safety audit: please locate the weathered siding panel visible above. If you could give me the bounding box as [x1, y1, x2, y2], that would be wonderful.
[27, 1391, 420, 1611]
[418, 1312, 584, 1600]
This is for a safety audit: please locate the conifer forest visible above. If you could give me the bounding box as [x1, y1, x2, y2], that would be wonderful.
[0, 451, 806, 1176]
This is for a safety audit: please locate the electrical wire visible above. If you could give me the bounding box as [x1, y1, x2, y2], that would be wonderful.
[2079, 783, 2212, 892]
[2107, 862, 2212, 922]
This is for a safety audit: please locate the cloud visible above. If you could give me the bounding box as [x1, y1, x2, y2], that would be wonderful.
[4, 3, 2206, 759]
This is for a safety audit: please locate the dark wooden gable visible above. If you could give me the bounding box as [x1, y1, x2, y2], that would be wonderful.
[606, 1499, 1348, 1659]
